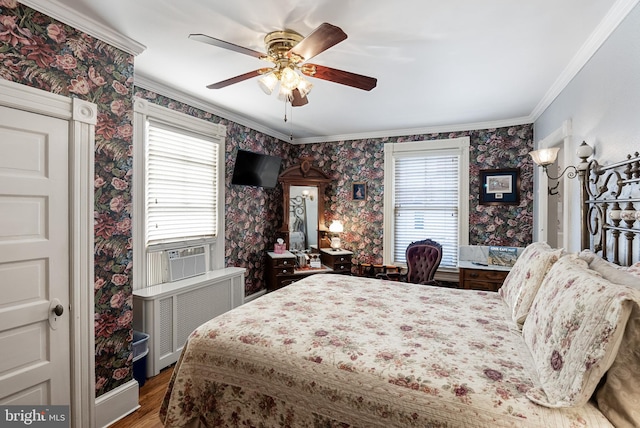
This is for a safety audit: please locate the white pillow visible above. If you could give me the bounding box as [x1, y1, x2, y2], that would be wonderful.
[578, 250, 639, 287]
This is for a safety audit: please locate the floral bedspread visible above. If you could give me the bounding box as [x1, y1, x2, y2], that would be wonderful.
[160, 275, 612, 427]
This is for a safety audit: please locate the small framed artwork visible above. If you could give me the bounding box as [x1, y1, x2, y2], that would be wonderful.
[352, 182, 366, 200]
[479, 168, 520, 205]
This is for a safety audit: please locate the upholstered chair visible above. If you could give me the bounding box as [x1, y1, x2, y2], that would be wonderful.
[405, 238, 443, 285]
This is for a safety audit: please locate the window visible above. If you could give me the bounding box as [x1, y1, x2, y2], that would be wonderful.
[146, 120, 218, 246]
[133, 100, 226, 289]
[383, 138, 470, 270]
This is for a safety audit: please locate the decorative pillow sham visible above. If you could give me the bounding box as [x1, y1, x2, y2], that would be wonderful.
[498, 241, 563, 325]
[596, 304, 640, 428]
[522, 254, 634, 408]
[578, 249, 639, 287]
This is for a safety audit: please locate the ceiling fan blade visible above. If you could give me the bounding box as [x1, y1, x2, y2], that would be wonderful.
[206, 68, 271, 89]
[287, 23, 347, 62]
[189, 33, 266, 59]
[301, 64, 377, 91]
[291, 89, 308, 107]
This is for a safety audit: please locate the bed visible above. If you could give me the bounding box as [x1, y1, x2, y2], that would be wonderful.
[160, 150, 640, 427]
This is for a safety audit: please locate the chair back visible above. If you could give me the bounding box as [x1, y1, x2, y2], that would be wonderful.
[405, 239, 442, 284]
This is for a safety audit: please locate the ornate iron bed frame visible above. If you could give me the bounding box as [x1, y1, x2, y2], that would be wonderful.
[580, 149, 640, 266]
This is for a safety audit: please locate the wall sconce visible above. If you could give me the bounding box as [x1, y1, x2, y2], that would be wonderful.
[328, 220, 344, 251]
[301, 189, 314, 201]
[529, 141, 593, 195]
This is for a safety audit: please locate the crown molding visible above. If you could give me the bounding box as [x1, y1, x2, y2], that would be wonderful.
[134, 73, 291, 142]
[18, 0, 146, 55]
[530, 0, 640, 120]
[292, 116, 535, 145]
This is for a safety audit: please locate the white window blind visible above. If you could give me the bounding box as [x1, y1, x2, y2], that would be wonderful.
[393, 152, 460, 268]
[146, 119, 219, 247]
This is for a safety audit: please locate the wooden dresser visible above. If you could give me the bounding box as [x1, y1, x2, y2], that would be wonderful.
[458, 262, 510, 292]
[266, 249, 353, 292]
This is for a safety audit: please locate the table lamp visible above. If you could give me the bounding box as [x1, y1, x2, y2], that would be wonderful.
[329, 220, 343, 251]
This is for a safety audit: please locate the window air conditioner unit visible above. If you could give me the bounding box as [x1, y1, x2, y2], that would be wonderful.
[167, 246, 207, 282]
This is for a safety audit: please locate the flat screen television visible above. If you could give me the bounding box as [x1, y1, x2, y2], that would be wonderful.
[231, 149, 282, 189]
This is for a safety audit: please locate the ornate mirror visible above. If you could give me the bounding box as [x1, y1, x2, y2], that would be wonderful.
[277, 159, 332, 252]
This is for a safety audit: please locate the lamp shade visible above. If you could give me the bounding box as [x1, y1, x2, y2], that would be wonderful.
[280, 67, 300, 90]
[296, 77, 313, 98]
[329, 220, 343, 233]
[529, 147, 560, 166]
[258, 72, 278, 95]
[277, 85, 293, 101]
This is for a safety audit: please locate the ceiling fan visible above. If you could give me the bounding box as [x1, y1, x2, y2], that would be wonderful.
[189, 23, 377, 107]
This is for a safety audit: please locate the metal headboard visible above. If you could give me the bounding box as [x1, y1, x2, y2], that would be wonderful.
[580, 150, 640, 266]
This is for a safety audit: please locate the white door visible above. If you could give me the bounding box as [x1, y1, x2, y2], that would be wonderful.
[0, 106, 70, 405]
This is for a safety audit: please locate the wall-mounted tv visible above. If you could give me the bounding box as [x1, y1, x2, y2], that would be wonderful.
[231, 149, 282, 189]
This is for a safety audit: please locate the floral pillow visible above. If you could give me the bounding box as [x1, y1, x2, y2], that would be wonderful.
[522, 254, 635, 408]
[498, 241, 563, 325]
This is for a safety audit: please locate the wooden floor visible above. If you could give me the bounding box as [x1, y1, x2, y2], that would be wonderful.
[109, 366, 173, 428]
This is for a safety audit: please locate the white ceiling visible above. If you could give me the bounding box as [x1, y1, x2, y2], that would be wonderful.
[23, 0, 637, 143]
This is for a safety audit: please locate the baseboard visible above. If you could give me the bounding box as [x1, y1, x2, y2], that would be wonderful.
[244, 289, 266, 303]
[95, 379, 140, 428]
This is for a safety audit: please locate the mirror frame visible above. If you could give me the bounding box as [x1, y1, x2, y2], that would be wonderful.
[278, 159, 332, 251]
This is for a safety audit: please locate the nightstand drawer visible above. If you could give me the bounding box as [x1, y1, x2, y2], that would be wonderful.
[463, 280, 501, 292]
[274, 266, 295, 275]
[462, 269, 508, 282]
[459, 268, 509, 292]
[333, 255, 350, 264]
[273, 257, 296, 268]
[332, 262, 352, 273]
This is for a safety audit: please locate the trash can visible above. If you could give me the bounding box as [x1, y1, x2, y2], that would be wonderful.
[132, 331, 149, 387]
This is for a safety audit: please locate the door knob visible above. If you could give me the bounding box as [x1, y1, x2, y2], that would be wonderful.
[53, 304, 64, 316]
[49, 298, 64, 329]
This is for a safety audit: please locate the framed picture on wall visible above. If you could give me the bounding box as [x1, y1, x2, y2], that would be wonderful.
[479, 168, 520, 205]
[352, 182, 366, 200]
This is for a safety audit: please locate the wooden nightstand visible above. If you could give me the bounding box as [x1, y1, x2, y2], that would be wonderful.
[265, 251, 297, 292]
[458, 263, 510, 292]
[320, 249, 353, 273]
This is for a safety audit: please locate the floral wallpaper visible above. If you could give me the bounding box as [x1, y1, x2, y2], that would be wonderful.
[1, 0, 534, 401]
[1, 1, 135, 397]
[292, 125, 534, 267]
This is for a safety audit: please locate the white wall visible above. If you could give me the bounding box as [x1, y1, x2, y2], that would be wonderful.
[533, 2, 640, 252]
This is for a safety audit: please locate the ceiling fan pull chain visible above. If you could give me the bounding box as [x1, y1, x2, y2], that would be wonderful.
[283, 99, 288, 123]
[289, 101, 294, 141]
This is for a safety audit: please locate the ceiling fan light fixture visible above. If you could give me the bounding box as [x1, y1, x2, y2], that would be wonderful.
[296, 77, 313, 98]
[277, 85, 293, 102]
[258, 72, 279, 95]
[280, 67, 300, 90]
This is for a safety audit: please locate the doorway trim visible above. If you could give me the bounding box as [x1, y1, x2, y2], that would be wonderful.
[534, 119, 572, 249]
[0, 78, 96, 428]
